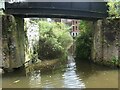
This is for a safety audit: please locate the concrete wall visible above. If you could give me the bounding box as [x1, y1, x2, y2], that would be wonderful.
[1, 15, 25, 69]
[92, 19, 120, 67]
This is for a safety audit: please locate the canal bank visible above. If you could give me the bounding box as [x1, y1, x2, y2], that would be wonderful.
[25, 58, 67, 74]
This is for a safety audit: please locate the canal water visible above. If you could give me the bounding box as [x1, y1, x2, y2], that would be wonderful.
[2, 54, 118, 88]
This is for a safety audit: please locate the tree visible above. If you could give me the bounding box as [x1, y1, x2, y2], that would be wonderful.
[107, 1, 120, 18]
[75, 21, 93, 60]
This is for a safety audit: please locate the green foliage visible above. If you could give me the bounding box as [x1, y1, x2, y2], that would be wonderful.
[111, 56, 119, 65]
[75, 20, 93, 60]
[38, 21, 73, 60]
[0, 10, 4, 15]
[107, 1, 120, 18]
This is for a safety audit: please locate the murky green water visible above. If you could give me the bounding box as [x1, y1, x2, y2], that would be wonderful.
[2, 55, 118, 88]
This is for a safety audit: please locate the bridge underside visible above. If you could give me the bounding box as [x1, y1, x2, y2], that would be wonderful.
[5, 9, 107, 20]
[5, 2, 108, 20]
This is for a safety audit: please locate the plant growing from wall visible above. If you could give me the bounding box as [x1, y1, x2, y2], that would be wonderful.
[111, 56, 119, 65]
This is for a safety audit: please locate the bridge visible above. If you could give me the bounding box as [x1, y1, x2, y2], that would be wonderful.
[2, 1, 114, 70]
[5, 2, 108, 19]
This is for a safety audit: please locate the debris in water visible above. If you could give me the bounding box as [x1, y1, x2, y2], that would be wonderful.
[13, 80, 20, 84]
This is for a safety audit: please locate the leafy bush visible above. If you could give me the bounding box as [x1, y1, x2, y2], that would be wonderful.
[38, 21, 73, 60]
[107, 1, 120, 18]
[75, 20, 93, 60]
[111, 56, 119, 65]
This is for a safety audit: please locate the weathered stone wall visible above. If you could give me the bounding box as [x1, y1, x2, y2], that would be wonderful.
[92, 19, 120, 67]
[0, 16, 2, 68]
[1, 15, 25, 69]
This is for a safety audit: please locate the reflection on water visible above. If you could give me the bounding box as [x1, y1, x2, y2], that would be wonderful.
[26, 55, 85, 88]
[63, 55, 85, 88]
[29, 70, 41, 88]
[2, 55, 118, 88]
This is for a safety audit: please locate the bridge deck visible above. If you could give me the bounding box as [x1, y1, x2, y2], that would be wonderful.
[5, 2, 108, 19]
